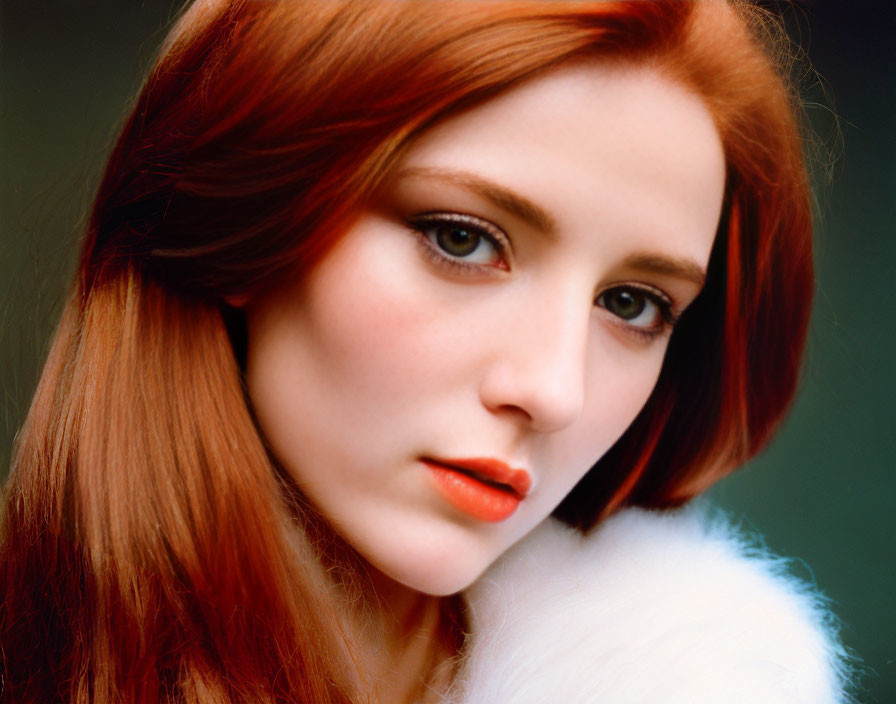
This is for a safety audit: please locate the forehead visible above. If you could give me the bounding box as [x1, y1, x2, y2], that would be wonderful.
[399, 61, 726, 267]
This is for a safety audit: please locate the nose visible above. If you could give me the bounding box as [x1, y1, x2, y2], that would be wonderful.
[478, 292, 589, 433]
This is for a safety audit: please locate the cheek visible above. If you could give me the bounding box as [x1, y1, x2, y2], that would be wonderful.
[312, 260, 411, 366]
[250, 218, 483, 453]
[303, 223, 503, 403]
[299, 229, 438, 397]
[552, 338, 666, 477]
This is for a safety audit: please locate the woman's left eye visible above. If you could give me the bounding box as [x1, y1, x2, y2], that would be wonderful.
[411, 213, 508, 269]
[596, 286, 674, 333]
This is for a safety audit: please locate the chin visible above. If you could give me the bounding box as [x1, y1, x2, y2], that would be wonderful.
[396, 567, 485, 597]
[360, 531, 500, 596]
[384, 554, 491, 597]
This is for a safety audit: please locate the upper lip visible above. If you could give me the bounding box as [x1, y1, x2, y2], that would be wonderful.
[424, 457, 532, 498]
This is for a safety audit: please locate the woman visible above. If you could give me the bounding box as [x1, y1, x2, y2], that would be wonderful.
[0, 1, 850, 702]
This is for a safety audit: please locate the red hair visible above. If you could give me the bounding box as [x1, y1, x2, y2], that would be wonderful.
[1, 2, 812, 702]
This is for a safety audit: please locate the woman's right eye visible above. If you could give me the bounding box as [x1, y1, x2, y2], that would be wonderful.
[410, 213, 510, 271]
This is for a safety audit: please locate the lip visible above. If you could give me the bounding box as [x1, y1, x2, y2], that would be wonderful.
[421, 457, 532, 523]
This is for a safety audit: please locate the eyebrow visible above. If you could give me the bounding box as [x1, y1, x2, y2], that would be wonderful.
[621, 252, 707, 287]
[396, 166, 707, 287]
[396, 166, 558, 236]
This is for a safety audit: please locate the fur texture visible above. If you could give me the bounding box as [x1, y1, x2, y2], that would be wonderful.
[449, 507, 851, 703]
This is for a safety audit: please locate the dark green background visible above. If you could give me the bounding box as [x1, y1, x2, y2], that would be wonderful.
[1, 2, 893, 700]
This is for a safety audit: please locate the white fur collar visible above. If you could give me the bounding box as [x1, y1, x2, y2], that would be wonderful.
[450, 507, 851, 703]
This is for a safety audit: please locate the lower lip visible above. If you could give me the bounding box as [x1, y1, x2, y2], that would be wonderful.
[422, 460, 523, 522]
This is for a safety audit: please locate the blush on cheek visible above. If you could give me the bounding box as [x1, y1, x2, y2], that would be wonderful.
[303, 229, 491, 399]
[306, 223, 433, 343]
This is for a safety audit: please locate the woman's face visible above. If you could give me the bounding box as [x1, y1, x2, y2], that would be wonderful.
[244, 63, 725, 595]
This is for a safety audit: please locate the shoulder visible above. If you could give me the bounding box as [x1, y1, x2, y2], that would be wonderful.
[453, 507, 852, 704]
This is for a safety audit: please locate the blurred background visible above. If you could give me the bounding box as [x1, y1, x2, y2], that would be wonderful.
[1, 1, 893, 700]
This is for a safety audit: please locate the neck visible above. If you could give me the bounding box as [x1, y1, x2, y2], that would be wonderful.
[293, 498, 464, 702]
[350, 563, 463, 704]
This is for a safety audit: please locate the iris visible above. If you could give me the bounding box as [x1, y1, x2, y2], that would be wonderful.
[435, 224, 480, 257]
[603, 289, 646, 320]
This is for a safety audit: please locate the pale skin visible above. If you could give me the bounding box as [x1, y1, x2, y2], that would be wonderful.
[241, 62, 726, 702]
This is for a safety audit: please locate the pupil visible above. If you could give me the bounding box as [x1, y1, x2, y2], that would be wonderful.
[609, 290, 644, 319]
[436, 225, 479, 256]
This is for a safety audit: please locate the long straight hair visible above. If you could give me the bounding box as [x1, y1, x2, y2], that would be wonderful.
[1, 2, 812, 702]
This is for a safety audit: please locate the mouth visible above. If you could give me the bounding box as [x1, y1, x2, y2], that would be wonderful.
[421, 456, 532, 523]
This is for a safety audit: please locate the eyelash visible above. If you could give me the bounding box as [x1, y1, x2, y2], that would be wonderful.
[408, 211, 679, 341]
[594, 285, 679, 341]
[409, 212, 511, 273]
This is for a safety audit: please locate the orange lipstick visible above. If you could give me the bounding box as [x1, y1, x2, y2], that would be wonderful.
[422, 457, 531, 522]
